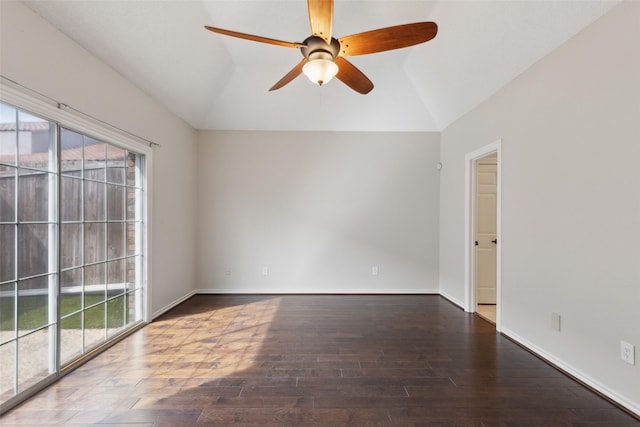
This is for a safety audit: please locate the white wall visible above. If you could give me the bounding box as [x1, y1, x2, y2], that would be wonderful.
[0, 1, 199, 317]
[440, 1, 639, 414]
[197, 131, 440, 294]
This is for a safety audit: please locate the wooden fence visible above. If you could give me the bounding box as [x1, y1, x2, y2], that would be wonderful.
[0, 158, 138, 292]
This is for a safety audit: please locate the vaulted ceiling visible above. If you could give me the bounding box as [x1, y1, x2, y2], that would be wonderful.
[23, 0, 621, 132]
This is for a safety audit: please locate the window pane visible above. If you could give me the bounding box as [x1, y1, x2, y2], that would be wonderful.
[84, 303, 105, 351]
[18, 170, 55, 222]
[127, 152, 140, 188]
[106, 184, 125, 221]
[60, 128, 83, 177]
[60, 313, 82, 365]
[84, 263, 105, 306]
[107, 295, 125, 336]
[61, 176, 82, 221]
[0, 282, 16, 338]
[107, 222, 125, 260]
[18, 111, 53, 172]
[106, 144, 126, 184]
[126, 223, 137, 256]
[0, 341, 16, 400]
[84, 137, 105, 181]
[60, 268, 82, 316]
[17, 326, 54, 393]
[0, 224, 16, 282]
[126, 188, 139, 221]
[84, 223, 105, 264]
[0, 167, 16, 222]
[0, 104, 17, 166]
[126, 290, 139, 326]
[17, 276, 52, 335]
[61, 223, 83, 269]
[84, 180, 105, 221]
[126, 257, 138, 292]
[18, 224, 54, 278]
[107, 259, 125, 297]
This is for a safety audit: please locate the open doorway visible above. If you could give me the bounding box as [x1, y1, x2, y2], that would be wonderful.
[475, 153, 498, 324]
[464, 140, 501, 331]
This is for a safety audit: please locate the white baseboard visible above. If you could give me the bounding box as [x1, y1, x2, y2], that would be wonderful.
[439, 290, 465, 309]
[151, 289, 196, 320]
[502, 327, 640, 418]
[194, 288, 440, 295]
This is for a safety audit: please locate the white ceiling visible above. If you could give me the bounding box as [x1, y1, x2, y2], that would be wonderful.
[23, 0, 621, 132]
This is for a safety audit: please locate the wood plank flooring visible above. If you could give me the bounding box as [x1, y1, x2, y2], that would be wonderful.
[1, 295, 638, 426]
[476, 304, 496, 325]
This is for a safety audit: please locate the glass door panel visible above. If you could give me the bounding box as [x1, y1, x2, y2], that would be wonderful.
[0, 104, 57, 407]
[1, 103, 145, 412]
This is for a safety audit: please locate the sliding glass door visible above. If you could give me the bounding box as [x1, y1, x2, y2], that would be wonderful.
[0, 102, 145, 409]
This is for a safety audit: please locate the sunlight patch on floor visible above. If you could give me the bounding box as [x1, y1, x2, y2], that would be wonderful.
[132, 296, 283, 409]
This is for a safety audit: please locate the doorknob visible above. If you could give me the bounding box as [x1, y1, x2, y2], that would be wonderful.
[491, 239, 497, 244]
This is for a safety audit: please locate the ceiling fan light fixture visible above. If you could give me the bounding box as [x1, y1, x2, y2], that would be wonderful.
[302, 51, 338, 86]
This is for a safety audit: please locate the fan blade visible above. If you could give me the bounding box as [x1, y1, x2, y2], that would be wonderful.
[269, 59, 308, 91]
[334, 57, 373, 94]
[339, 22, 437, 56]
[308, 0, 333, 43]
[205, 26, 306, 49]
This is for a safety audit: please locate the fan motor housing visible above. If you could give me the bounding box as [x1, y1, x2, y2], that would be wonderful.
[301, 36, 340, 60]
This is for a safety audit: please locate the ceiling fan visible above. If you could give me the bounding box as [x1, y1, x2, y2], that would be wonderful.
[205, 0, 437, 94]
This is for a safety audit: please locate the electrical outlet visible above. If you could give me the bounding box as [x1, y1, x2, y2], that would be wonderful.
[371, 266, 379, 276]
[621, 341, 635, 365]
[262, 266, 269, 276]
[551, 313, 561, 332]
[224, 268, 231, 276]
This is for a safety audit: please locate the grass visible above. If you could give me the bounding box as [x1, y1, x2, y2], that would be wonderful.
[0, 293, 128, 331]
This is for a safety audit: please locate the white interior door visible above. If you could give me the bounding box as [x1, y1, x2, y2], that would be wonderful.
[475, 153, 497, 304]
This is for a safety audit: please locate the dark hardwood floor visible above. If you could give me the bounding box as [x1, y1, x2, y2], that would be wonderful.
[1, 295, 638, 426]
